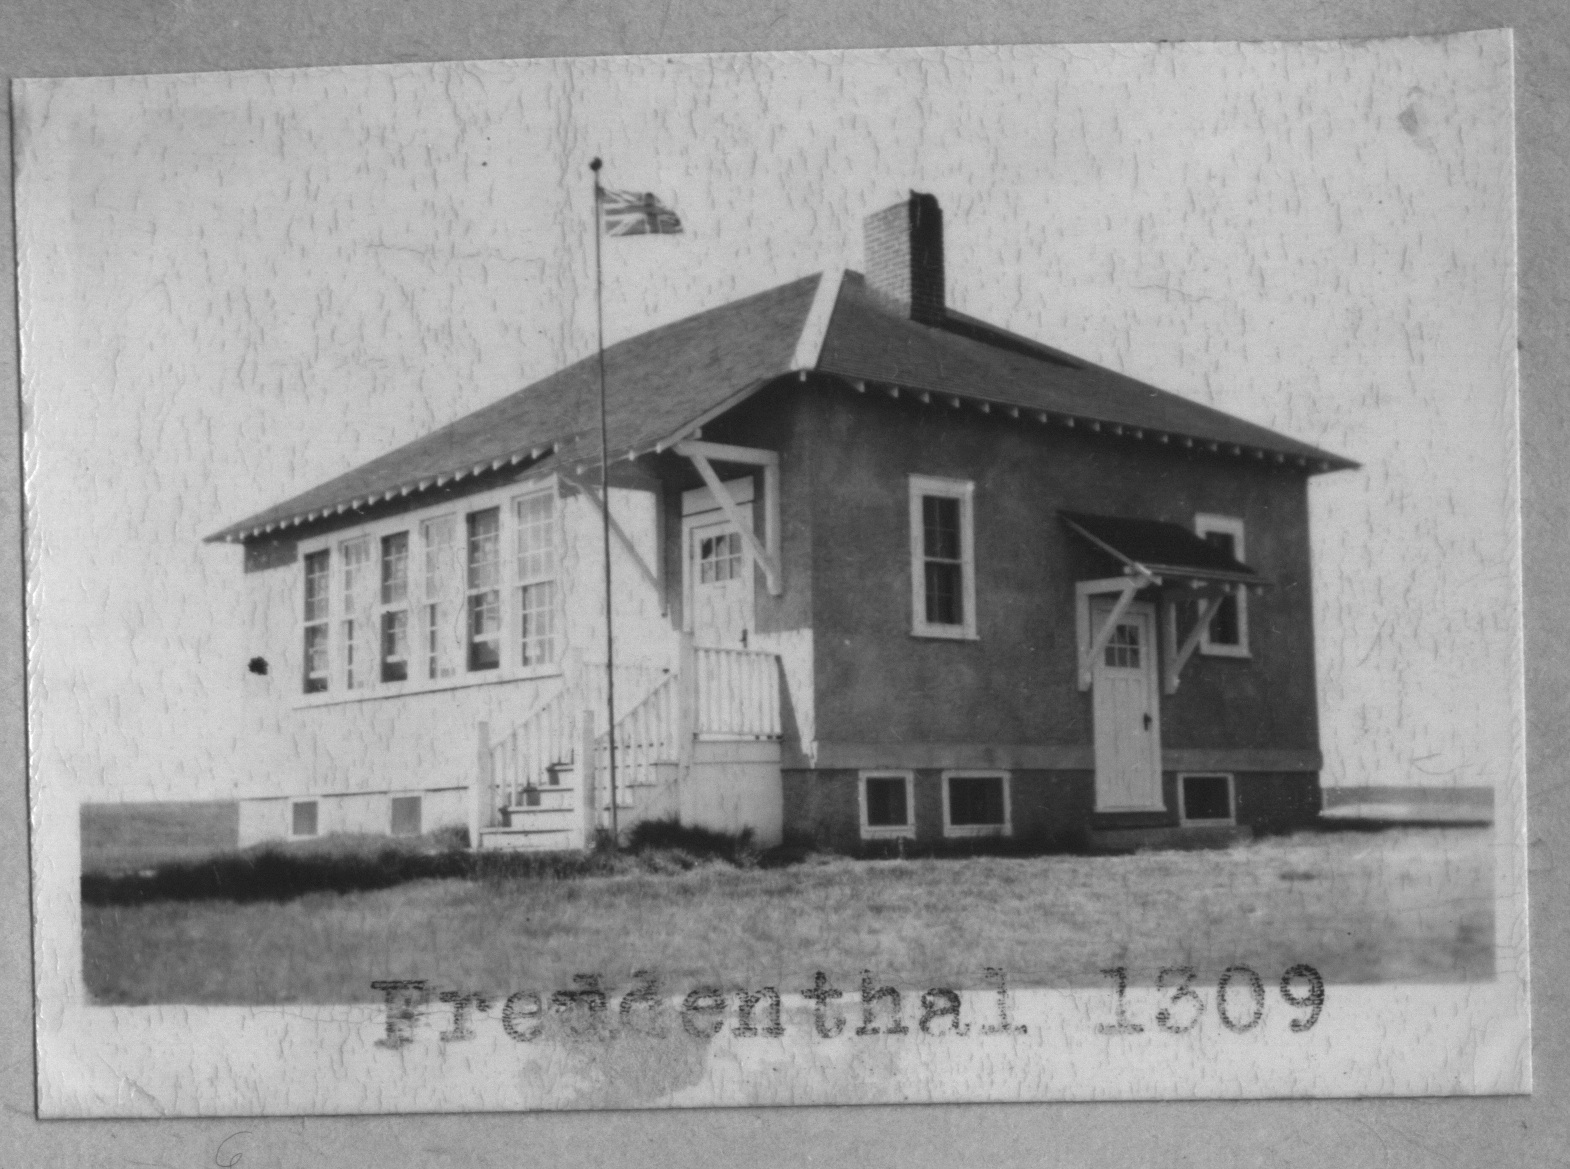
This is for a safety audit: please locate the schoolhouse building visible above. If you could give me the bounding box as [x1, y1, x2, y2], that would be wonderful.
[209, 193, 1356, 853]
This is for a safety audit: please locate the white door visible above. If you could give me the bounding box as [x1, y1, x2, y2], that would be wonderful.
[1091, 600, 1164, 811]
[684, 508, 754, 648]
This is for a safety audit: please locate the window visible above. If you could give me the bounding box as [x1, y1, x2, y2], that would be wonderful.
[340, 535, 373, 689]
[296, 480, 562, 700]
[1104, 620, 1142, 669]
[422, 514, 459, 680]
[390, 794, 422, 836]
[290, 799, 319, 838]
[699, 531, 743, 582]
[466, 508, 502, 671]
[514, 490, 558, 667]
[302, 550, 330, 693]
[1179, 773, 1235, 825]
[942, 771, 1011, 837]
[1195, 514, 1249, 657]
[909, 475, 977, 639]
[859, 771, 916, 840]
[379, 532, 409, 682]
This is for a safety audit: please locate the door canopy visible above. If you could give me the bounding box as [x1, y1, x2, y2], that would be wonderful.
[1061, 511, 1269, 693]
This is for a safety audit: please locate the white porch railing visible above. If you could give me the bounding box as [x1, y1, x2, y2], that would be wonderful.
[475, 640, 782, 846]
[489, 687, 579, 809]
[694, 646, 781, 738]
[596, 672, 681, 793]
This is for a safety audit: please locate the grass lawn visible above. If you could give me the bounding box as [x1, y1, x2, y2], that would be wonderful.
[81, 801, 238, 874]
[82, 827, 1493, 1004]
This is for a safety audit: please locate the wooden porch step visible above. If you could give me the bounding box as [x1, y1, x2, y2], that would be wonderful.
[1087, 824, 1252, 854]
[478, 825, 583, 852]
[500, 805, 578, 828]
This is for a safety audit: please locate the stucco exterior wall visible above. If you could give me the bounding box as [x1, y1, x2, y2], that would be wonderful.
[790, 384, 1321, 759]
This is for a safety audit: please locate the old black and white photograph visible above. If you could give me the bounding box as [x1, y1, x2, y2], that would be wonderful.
[19, 33, 1527, 1114]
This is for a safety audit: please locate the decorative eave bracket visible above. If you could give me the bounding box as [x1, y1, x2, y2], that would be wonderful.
[674, 439, 783, 595]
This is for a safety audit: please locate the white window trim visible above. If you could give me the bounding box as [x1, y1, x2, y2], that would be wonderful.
[287, 797, 320, 840]
[1177, 772, 1237, 826]
[909, 474, 978, 640]
[858, 770, 916, 840]
[941, 769, 1012, 838]
[295, 476, 563, 707]
[1194, 513, 1250, 658]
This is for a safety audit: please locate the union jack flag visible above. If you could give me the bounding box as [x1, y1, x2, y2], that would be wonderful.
[600, 188, 684, 236]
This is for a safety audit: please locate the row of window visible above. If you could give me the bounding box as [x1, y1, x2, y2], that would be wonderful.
[859, 770, 1013, 840]
[857, 770, 1237, 839]
[908, 476, 1249, 655]
[288, 793, 423, 839]
[301, 488, 558, 696]
[296, 473, 1247, 695]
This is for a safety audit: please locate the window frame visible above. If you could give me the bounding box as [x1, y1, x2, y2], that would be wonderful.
[301, 549, 331, 693]
[338, 533, 375, 691]
[420, 512, 461, 683]
[512, 486, 560, 669]
[464, 507, 503, 672]
[858, 770, 917, 840]
[1177, 772, 1236, 826]
[378, 530, 412, 684]
[941, 769, 1012, 838]
[1194, 513, 1250, 658]
[908, 474, 978, 640]
[295, 476, 563, 706]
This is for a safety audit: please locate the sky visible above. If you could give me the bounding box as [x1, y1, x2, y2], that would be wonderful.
[16, 34, 1518, 802]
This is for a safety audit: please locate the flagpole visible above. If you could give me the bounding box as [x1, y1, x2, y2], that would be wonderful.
[590, 157, 619, 845]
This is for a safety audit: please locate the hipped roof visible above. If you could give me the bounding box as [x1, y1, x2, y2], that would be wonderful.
[209, 269, 1355, 543]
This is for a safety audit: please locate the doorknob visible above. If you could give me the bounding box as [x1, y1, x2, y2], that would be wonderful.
[1143, 713, 1152, 730]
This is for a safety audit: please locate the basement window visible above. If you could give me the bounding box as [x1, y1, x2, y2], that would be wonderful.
[290, 798, 319, 839]
[1195, 514, 1249, 657]
[390, 794, 423, 837]
[859, 771, 916, 840]
[909, 475, 977, 640]
[942, 771, 1011, 838]
[1179, 773, 1236, 826]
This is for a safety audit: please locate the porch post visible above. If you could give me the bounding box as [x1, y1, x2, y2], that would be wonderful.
[472, 721, 492, 850]
[677, 631, 698, 776]
[580, 708, 598, 847]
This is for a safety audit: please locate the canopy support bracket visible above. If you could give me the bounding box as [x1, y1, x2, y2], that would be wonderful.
[675, 440, 782, 595]
[1075, 571, 1158, 691]
[1162, 592, 1225, 695]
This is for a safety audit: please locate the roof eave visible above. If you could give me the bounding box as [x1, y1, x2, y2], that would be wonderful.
[811, 368, 1356, 473]
[204, 442, 566, 545]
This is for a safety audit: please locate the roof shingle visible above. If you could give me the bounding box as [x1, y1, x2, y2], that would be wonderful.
[209, 269, 1353, 543]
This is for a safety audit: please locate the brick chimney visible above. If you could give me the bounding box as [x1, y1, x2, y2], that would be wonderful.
[863, 192, 945, 325]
